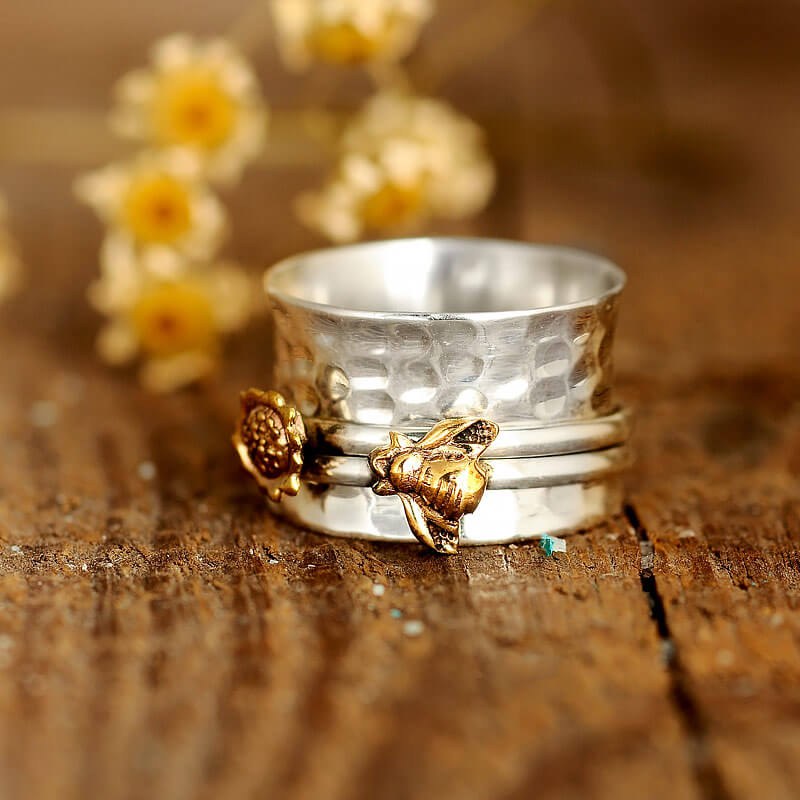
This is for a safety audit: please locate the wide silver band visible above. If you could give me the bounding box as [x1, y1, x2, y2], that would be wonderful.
[306, 407, 632, 458]
[267, 238, 625, 427]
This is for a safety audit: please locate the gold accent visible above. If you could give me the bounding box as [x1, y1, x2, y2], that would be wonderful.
[369, 418, 499, 554]
[233, 388, 306, 502]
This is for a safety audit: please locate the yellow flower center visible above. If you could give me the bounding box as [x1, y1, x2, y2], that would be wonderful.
[131, 282, 216, 357]
[121, 172, 193, 244]
[152, 67, 238, 149]
[307, 22, 384, 64]
[361, 183, 424, 230]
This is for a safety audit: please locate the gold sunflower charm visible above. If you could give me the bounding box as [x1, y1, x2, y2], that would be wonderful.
[233, 388, 306, 502]
[369, 418, 499, 554]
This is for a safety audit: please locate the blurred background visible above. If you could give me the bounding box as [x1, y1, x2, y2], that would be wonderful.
[1, 4, 800, 800]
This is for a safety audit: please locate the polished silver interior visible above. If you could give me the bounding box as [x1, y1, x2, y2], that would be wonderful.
[267, 238, 625, 316]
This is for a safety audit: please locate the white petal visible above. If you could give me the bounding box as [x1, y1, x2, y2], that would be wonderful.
[202, 109, 267, 184]
[430, 160, 494, 217]
[74, 165, 126, 217]
[96, 320, 139, 365]
[152, 33, 195, 71]
[185, 192, 227, 257]
[341, 153, 382, 191]
[156, 147, 205, 180]
[296, 189, 361, 243]
[208, 264, 254, 331]
[140, 350, 215, 393]
[380, 139, 426, 185]
[91, 236, 144, 311]
[140, 246, 187, 279]
[218, 57, 259, 96]
[114, 69, 154, 106]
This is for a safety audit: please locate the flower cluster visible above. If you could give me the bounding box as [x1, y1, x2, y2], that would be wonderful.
[0, 195, 21, 305]
[111, 34, 268, 183]
[76, 4, 496, 390]
[298, 91, 494, 242]
[76, 35, 265, 391]
[271, 0, 494, 241]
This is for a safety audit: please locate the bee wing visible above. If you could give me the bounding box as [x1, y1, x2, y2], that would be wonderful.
[399, 495, 460, 554]
[426, 520, 460, 555]
[414, 418, 499, 458]
[399, 495, 435, 549]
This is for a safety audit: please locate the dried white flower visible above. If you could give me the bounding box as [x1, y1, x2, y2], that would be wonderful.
[298, 91, 494, 241]
[111, 34, 268, 183]
[271, 0, 433, 70]
[89, 248, 254, 393]
[75, 150, 227, 269]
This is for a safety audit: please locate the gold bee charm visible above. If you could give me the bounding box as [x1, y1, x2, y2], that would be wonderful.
[369, 418, 499, 554]
[233, 389, 306, 502]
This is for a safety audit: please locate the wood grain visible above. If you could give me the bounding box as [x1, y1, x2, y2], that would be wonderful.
[1, 1, 800, 798]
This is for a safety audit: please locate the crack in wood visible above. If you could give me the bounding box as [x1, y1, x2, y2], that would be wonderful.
[624, 503, 733, 800]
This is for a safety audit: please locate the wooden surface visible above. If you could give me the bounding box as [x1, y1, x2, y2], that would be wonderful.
[1, 1, 800, 798]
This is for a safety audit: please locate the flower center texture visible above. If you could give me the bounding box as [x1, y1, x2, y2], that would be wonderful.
[152, 68, 238, 149]
[361, 182, 424, 230]
[241, 405, 290, 478]
[131, 282, 216, 357]
[121, 172, 193, 244]
[306, 22, 383, 64]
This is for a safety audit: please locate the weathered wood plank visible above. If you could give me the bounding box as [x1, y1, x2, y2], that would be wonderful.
[0, 327, 699, 800]
[1, 0, 800, 797]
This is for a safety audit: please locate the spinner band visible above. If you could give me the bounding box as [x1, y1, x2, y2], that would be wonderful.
[305, 407, 632, 458]
[302, 445, 632, 489]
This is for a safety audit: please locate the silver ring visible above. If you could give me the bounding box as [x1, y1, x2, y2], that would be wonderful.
[306, 407, 632, 458]
[302, 445, 631, 489]
[236, 237, 629, 552]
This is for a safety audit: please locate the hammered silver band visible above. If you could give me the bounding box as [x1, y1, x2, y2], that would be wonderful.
[247, 237, 629, 547]
[269, 480, 624, 545]
[268, 238, 625, 427]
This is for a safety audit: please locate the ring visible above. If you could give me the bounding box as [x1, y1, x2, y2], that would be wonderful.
[234, 237, 629, 553]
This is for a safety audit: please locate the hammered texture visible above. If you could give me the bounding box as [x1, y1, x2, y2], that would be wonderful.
[269, 297, 620, 426]
[270, 478, 624, 544]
